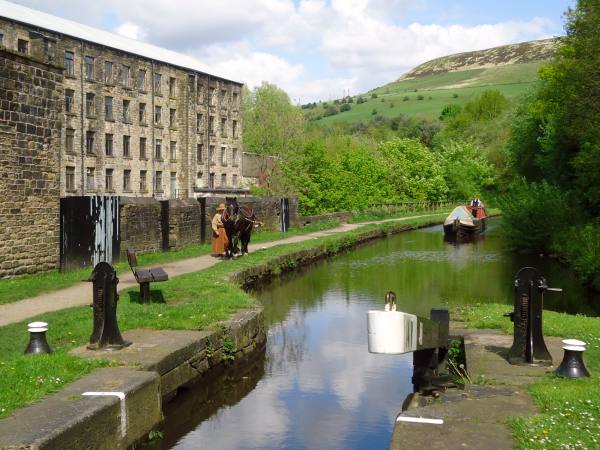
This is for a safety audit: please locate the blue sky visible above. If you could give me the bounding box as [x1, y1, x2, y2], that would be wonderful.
[13, 0, 574, 102]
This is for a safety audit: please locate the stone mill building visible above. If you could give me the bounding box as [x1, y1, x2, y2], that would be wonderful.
[0, 1, 297, 279]
[0, 0, 244, 200]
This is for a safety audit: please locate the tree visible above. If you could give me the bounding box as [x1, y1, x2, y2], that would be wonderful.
[437, 141, 495, 199]
[378, 138, 448, 200]
[242, 82, 305, 158]
[439, 103, 462, 121]
[508, 0, 600, 213]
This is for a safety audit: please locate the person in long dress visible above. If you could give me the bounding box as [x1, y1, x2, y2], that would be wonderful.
[211, 203, 229, 257]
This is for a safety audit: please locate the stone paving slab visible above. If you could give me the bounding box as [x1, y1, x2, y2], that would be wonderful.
[389, 329, 565, 450]
[0, 367, 161, 450]
[71, 328, 212, 374]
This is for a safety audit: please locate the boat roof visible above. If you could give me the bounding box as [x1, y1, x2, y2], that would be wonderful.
[444, 206, 474, 225]
[0, 0, 242, 85]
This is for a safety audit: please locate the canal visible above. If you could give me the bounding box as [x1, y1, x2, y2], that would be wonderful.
[153, 219, 599, 449]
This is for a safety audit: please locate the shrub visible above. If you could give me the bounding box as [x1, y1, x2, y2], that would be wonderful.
[340, 103, 351, 112]
[323, 106, 339, 117]
[439, 103, 462, 121]
[403, 96, 410, 101]
[417, 94, 424, 100]
[371, 108, 378, 115]
[498, 180, 572, 252]
[390, 102, 394, 108]
[453, 93, 459, 98]
[356, 96, 367, 104]
[371, 93, 378, 99]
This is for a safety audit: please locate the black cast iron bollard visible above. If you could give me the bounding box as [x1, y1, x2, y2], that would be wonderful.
[505, 267, 561, 366]
[87, 262, 131, 350]
[24, 321, 53, 355]
[555, 339, 591, 379]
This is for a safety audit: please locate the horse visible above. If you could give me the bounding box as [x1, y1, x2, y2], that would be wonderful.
[221, 198, 256, 258]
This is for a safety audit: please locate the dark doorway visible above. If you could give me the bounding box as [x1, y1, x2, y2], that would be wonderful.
[60, 196, 120, 271]
[281, 198, 290, 232]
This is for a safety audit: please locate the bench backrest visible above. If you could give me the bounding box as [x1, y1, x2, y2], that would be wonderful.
[126, 248, 138, 270]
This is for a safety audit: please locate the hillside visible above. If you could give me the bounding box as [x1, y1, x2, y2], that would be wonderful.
[400, 38, 559, 80]
[305, 38, 560, 125]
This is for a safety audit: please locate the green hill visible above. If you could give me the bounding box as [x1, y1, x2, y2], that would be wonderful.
[305, 38, 560, 125]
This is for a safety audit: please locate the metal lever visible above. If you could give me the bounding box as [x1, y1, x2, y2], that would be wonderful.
[546, 288, 563, 292]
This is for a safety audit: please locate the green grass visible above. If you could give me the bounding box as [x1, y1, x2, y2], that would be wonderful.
[454, 303, 600, 449]
[0, 220, 341, 306]
[0, 214, 444, 419]
[308, 63, 543, 125]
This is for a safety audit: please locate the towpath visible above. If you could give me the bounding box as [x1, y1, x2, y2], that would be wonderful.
[0, 213, 444, 327]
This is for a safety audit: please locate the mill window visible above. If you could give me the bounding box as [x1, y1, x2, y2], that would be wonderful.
[65, 166, 75, 191]
[65, 51, 75, 76]
[65, 89, 74, 114]
[105, 134, 113, 156]
[123, 135, 131, 158]
[105, 168, 114, 191]
[104, 61, 113, 83]
[84, 56, 94, 81]
[86, 167, 95, 190]
[17, 39, 28, 55]
[137, 69, 146, 90]
[139, 137, 147, 159]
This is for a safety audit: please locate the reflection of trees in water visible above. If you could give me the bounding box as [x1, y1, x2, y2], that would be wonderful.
[265, 309, 307, 375]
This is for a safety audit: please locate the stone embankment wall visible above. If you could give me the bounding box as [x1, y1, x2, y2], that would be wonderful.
[119, 197, 163, 253]
[0, 49, 63, 278]
[167, 198, 202, 250]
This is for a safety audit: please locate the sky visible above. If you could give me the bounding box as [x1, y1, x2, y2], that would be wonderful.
[11, 0, 574, 103]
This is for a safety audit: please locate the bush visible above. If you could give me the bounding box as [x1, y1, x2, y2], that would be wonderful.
[390, 102, 394, 108]
[371, 93, 378, 99]
[371, 108, 378, 115]
[553, 223, 600, 288]
[453, 93, 459, 98]
[439, 103, 462, 121]
[356, 96, 367, 104]
[417, 94, 424, 100]
[498, 180, 572, 252]
[323, 106, 339, 117]
[403, 96, 409, 101]
[340, 103, 351, 112]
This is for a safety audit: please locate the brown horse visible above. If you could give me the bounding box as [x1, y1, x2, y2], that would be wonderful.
[222, 198, 256, 258]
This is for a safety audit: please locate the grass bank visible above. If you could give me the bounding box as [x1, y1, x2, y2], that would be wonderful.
[0, 219, 340, 305]
[0, 214, 445, 419]
[454, 303, 600, 449]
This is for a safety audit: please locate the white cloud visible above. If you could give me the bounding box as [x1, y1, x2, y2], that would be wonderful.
[114, 21, 146, 41]
[11, 0, 560, 101]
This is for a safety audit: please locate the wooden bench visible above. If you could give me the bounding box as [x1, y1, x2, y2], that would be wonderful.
[126, 248, 169, 303]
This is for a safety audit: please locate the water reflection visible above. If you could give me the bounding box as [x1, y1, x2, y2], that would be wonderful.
[161, 219, 599, 450]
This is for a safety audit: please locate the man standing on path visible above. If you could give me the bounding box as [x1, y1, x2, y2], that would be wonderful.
[211, 203, 229, 257]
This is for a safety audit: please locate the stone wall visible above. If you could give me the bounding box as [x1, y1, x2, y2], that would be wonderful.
[0, 49, 62, 278]
[119, 197, 163, 254]
[167, 198, 201, 249]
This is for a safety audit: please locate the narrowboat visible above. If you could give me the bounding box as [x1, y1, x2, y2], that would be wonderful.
[443, 201, 488, 237]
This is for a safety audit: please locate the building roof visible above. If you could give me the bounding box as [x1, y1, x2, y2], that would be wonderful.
[0, 0, 241, 85]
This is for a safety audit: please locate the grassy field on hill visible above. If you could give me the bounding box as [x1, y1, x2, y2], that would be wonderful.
[308, 62, 543, 125]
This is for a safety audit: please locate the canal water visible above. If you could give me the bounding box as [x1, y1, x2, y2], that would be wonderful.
[155, 220, 599, 450]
